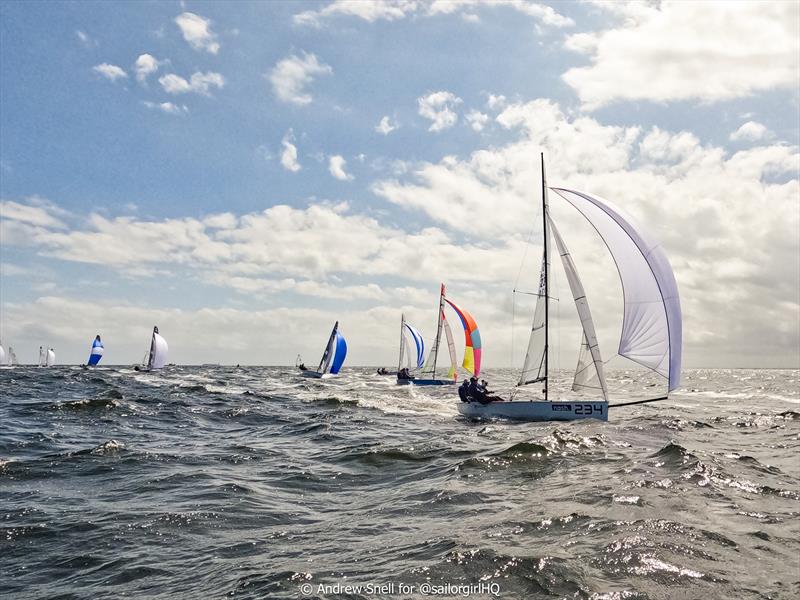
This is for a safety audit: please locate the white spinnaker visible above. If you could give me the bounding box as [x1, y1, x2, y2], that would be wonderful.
[149, 333, 168, 369]
[550, 187, 682, 391]
[442, 315, 458, 380]
[46, 349, 55, 366]
[519, 253, 548, 386]
[549, 216, 608, 401]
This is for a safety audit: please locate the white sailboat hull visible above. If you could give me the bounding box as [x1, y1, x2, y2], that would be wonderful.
[457, 400, 609, 422]
[301, 370, 337, 379]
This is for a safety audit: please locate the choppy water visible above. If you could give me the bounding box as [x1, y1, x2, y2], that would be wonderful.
[1, 366, 798, 599]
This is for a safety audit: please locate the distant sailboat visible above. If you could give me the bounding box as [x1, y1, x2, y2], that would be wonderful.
[87, 335, 104, 366]
[458, 153, 682, 421]
[38, 346, 45, 367]
[0, 343, 5, 366]
[302, 321, 347, 378]
[395, 314, 426, 381]
[8, 346, 17, 366]
[46, 348, 55, 366]
[400, 284, 479, 386]
[135, 326, 168, 371]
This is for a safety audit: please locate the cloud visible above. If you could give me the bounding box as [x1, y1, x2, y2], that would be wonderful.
[143, 101, 188, 115]
[93, 63, 127, 81]
[134, 54, 163, 82]
[375, 116, 398, 135]
[563, 1, 800, 110]
[159, 71, 225, 95]
[418, 91, 462, 132]
[280, 130, 301, 172]
[75, 30, 95, 47]
[329, 155, 354, 181]
[486, 94, 506, 111]
[293, 0, 572, 28]
[465, 110, 489, 132]
[730, 121, 772, 142]
[174, 12, 220, 54]
[268, 53, 332, 105]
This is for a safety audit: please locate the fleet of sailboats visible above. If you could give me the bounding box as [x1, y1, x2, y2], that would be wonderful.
[0, 153, 683, 424]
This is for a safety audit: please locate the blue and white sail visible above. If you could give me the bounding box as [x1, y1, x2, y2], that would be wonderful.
[313, 321, 347, 377]
[88, 336, 104, 366]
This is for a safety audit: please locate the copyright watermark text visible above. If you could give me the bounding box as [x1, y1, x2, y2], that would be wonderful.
[299, 581, 501, 597]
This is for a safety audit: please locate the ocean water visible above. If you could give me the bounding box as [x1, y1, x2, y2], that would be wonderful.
[1, 366, 798, 600]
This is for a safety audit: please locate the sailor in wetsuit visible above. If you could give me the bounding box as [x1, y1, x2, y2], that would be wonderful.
[458, 379, 469, 402]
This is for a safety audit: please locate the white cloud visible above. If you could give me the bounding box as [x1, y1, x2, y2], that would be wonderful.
[75, 30, 95, 47]
[93, 63, 127, 81]
[159, 71, 225, 96]
[563, 1, 800, 110]
[280, 130, 301, 172]
[730, 121, 772, 142]
[143, 101, 188, 115]
[486, 94, 507, 111]
[329, 155, 354, 181]
[418, 91, 462, 132]
[174, 12, 220, 54]
[268, 53, 332, 105]
[375, 116, 398, 135]
[465, 110, 489, 132]
[134, 54, 163, 82]
[293, 0, 572, 28]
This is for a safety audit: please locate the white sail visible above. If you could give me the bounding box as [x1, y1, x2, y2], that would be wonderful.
[38, 346, 45, 367]
[548, 216, 608, 401]
[0, 344, 5, 365]
[9, 347, 17, 366]
[550, 188, 682, 391]
[319, 325, 338, 374]
[149, 333, 168, 369]
[442, 315, 458, 381]
[46, 348, 55, 366]
[519, 253, 548, 387]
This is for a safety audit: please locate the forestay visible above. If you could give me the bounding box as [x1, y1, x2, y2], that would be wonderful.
[550, 188, 682, 391]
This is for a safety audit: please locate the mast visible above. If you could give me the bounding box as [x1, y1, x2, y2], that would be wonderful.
[431, 283, 445, 378]
[541, 153, 549, 402]
[397, 314, 405, 373]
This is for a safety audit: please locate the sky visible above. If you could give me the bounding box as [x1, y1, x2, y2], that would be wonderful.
[0, 0, 798, 371]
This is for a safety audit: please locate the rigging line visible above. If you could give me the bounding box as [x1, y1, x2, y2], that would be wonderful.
[608, 396, 669, 408]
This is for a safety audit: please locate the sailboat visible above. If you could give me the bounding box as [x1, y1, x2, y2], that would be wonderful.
[396, 314, 426, 381]
[38, 346, 45, 367]
[87, 335, 104, 366]
[46, 348, 55, 367]
[458, 153, 682, 421]
[0, 343, 5, 366]
[301, 321, 347, 378]
[399, 284, 480, 386]
[8, 346, 17, 366]
[135, 326, 168, 371]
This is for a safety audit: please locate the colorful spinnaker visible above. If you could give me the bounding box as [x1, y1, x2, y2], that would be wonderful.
[88, 335, 104, 366]
[444, 298, 481, 377]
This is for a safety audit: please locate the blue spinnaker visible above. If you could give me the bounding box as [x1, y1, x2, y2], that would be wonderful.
[330, 332, 347, 374]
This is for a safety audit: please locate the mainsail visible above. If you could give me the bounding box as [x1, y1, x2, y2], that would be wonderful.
[38, 346, 45, 367]
[550, 188, 682, 391]
[88, 336, 104, 366]
[420, 284, 458, 380]
[444, 299, 482, 377]
[148, 328, 168, 370]
[519, 254, 548, 387]
[8, 347, 17, 366]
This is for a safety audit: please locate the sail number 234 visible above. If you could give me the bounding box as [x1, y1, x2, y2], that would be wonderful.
[573, 403, 605, 415]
